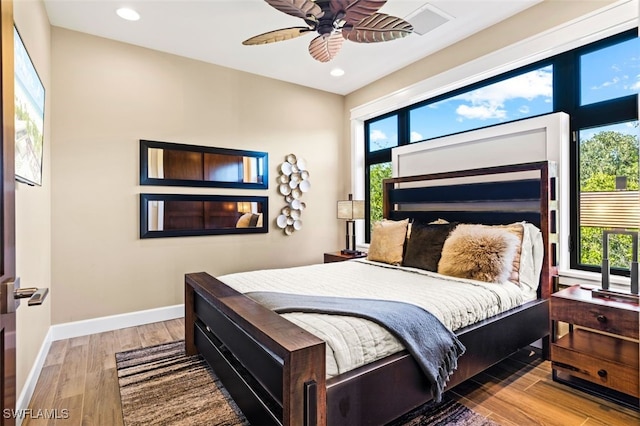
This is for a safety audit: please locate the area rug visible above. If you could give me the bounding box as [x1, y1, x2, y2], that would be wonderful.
[116, 340, 499, 426]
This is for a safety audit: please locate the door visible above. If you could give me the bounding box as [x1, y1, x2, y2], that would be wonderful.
[0, 0, 16, 424]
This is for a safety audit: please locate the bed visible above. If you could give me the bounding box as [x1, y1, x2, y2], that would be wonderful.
[184, 161, 558, 425]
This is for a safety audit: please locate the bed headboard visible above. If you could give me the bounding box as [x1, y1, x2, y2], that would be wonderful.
[382, 161, 558, 299]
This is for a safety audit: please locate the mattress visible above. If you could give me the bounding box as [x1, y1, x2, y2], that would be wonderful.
[217, 259, 531, 378]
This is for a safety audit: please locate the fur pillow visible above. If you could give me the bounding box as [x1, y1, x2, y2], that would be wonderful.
[403, 222, 458, 272]
[437, 224, 520, 283]
[494, 223, 525, 285]
[367, 219, 409, 265]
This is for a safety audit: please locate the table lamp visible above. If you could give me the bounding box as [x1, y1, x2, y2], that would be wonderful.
[337, 194, 365, 255]
[580, 186, 639, 298]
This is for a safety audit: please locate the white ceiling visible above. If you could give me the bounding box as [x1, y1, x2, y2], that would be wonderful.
[42, 0, 542, 95]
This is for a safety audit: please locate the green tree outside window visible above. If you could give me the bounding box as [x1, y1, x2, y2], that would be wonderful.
[579, 125, 639, 270]
[369, 162, 392, 231]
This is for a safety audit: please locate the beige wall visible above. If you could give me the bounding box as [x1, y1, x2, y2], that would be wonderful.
[14, 0, 52, 401]
[50, 28, 345, 324]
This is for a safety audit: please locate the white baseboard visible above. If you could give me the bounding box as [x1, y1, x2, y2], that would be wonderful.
[15, 304, 185, 424]
[15, 328, 53, 426]
[49, 304, 184, 341]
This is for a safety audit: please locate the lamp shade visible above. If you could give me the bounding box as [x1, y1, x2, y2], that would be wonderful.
[337, 194, 365, 220]
[237, 201, 253, 213]
[580, 191, 640, 229]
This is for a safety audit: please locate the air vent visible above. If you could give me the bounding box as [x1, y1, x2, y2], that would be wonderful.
[405, 3, 451, 36]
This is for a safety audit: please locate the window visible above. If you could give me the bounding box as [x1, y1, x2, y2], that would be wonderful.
[364, 30, 639, 279]
[368, 115, 398, 152]
[365, 114, 401, 240]
[580, 37, 640, 106]
[410, 65, 553, 142]
[577, 121, 639, 273]
[571, 32, 639, 275]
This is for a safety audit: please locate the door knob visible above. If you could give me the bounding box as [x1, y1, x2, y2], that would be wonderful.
[3, 278, 49, 312]
[15, 287, 48, 306]
[14, 287, 38, 299]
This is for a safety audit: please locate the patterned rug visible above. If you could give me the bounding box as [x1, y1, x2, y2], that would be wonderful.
[116, 340, 499, 426]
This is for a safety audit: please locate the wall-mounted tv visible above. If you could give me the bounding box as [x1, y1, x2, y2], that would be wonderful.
[14, 26, 44, 186]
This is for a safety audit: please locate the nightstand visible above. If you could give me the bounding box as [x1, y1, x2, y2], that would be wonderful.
[550, 285, 639, 410]
[323, 251, 367, 263]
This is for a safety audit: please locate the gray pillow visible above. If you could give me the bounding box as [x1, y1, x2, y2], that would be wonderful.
[249, 213, 260, 227]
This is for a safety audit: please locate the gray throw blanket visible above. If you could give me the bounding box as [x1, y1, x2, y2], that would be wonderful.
[245, 291, 466, 402]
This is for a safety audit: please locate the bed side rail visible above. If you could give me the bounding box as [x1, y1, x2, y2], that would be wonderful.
[185, 272, 327, 426]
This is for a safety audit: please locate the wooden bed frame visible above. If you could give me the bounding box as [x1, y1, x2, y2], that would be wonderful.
[185, 161, 558, 426]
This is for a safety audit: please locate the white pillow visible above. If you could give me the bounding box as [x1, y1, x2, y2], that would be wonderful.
[518, 223, 544, 301]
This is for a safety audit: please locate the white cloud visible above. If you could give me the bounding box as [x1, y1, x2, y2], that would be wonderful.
[410, 131, 423, 142]
[518, 105, 530, 114]
[454, 68, 552, 120]
[370, 129, 387, 141]
[456, 104, 506, 120]
[591, 76, 621, 90]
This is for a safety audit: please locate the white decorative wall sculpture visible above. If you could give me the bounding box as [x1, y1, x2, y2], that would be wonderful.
[276, 154, 310, 235]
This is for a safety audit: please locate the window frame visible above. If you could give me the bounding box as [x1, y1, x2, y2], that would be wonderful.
[567, 30, 639, 275]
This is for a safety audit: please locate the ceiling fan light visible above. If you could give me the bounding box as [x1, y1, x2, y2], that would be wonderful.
[330, 68, 345, 77]
[116, 7, 140, 21]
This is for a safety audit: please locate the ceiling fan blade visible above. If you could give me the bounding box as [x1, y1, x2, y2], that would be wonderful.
[308, 33, 344, 62]
[243, 27, 313, 45]
[265, 0, 324, 20]
[342, 13, 413, 43]
[330, 0, 388, 25]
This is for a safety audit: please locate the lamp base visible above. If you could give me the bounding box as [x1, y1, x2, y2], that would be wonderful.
[341, 249, 364, 256]
[592, 288, 640, 304]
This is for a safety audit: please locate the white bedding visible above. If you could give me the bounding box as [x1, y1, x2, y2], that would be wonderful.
[218, 259, 534, 378]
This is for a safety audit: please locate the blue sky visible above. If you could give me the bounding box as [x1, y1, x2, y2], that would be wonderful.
[581, 37, 640, 106]
[369, 37, 639, 152]
[580, 121, 638, 141]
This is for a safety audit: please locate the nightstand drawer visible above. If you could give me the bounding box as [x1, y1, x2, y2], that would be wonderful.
[551, 296, 639, 339]
[552, 329, 639, 397]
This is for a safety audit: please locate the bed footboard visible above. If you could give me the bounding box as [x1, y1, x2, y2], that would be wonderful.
[185, 272, 327, 426]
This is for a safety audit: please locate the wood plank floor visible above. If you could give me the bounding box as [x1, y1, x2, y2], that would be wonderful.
[22, 318, 639, 425]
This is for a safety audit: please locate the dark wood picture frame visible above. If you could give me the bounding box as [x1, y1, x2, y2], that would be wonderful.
[140, 140, 268, 189]
[140, 193, 269, 238]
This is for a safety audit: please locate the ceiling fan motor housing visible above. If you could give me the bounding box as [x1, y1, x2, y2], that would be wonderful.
[316, 1, 343, 35]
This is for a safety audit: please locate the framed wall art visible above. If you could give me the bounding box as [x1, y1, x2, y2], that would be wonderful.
[14, 26, 45, 186]
[140, 140, 268, 189]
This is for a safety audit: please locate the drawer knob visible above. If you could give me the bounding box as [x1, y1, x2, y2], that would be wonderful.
[597, 369, 607, 378]
[596, 314, 607, 323]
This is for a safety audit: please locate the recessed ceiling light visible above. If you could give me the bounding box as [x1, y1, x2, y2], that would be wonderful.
[330, 68, 345, 77]
[116, 7, 140, 21]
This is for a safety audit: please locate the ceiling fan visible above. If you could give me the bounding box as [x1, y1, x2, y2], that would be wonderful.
[243, 0, 414, 63]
